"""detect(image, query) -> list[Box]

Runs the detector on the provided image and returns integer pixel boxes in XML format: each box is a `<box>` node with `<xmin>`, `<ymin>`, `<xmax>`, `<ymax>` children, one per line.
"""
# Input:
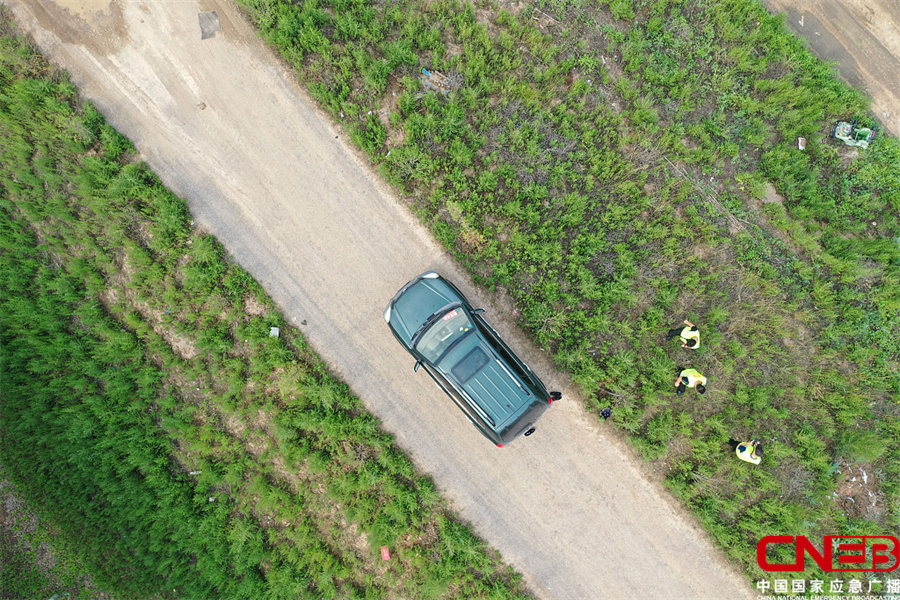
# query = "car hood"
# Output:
<box><xmin>388</xmin><ymin>276</ymin><xmax>461</xmax><ymax>347</ymax></box>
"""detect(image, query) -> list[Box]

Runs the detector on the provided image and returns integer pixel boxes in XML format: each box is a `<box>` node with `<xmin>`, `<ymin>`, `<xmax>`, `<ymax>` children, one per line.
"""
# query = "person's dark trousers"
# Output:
<box><xmin>675</xmin><ymin>366</ymin><xmax>686</xmax><ymax>395</ymax></box>
<box><xmin>666</xmin><ymin>328</ymin><xmax>683</xmax><ymax>340</ymax></box>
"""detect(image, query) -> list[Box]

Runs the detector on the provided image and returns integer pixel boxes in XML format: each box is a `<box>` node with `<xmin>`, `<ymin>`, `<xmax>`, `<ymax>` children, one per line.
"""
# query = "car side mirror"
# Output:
<box><xmin>414</xmin><ymin>361</ymin><xmax>421</xmax><ymax>372</ymax></box>
<box><xmin>473</xmin><ymin>308</ymin><xmax>485</xmax><ymax>315</ymax></box>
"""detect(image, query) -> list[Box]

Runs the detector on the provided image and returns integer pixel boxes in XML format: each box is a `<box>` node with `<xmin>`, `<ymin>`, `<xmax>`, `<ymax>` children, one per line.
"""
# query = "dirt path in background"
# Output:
<box><xmin>762</xmin><ymin>0</ymin><xmax>900</xmax><ymax>138</ymax></box>
<box><xmin>3</xmin><ymin>1</ymin><xmax>755</xmax><ymax>598</ymax></box>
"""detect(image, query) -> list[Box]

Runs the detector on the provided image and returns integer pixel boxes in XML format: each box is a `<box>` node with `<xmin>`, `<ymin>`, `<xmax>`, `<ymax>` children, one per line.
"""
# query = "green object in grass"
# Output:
<box><xmin>831</xmin><ymin>120</ymin><xmax>877</xmax><ymax>149</ymax></box>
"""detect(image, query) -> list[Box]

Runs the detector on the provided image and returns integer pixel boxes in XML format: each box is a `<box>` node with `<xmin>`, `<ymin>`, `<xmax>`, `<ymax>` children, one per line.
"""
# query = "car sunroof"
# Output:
<box><xmin>450</xmin><ymin>346</ymin><xmax>489</xmax><ymax>384</ymax></box>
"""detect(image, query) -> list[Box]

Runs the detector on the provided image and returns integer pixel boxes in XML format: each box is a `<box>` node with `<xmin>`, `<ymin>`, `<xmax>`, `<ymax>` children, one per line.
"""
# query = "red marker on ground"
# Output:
<box><xmin>380</xmin><ymin>546</ymin><xmax>391</xmax><ymax>561</ymax></box>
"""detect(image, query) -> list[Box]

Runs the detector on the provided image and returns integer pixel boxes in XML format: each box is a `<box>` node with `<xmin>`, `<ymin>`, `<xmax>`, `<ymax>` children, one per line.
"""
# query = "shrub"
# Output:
<box><xmin>835</xmin><ymin>428</ymin><xmax>889</xmax><ymax>463</ymax></box>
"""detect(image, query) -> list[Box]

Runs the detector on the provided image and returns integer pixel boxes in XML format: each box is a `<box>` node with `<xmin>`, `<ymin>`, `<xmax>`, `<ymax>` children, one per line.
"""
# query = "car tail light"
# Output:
<box><xmin>548</xmin><ymin>397</ymin><xmax>553</xmax><ymax>404</ymax></box>
<box><xmin>497</xmin><ymin>444</ymin><xmax>504</xmax><ymax>448</ymax></box>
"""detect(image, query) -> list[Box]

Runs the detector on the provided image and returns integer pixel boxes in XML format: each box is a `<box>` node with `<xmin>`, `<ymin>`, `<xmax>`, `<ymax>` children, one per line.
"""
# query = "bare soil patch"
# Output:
<box><xmin>835</xmin><ymin>460</ymin><xmax>885</xmax><ymax>520</ymax></box>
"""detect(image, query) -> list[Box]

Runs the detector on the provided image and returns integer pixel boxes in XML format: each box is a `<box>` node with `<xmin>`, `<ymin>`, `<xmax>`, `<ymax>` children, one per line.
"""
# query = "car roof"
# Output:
<box><xmin>436</xmin><ymin>329</ymin><xmax>535</xmax><ymax>429</ymax></box>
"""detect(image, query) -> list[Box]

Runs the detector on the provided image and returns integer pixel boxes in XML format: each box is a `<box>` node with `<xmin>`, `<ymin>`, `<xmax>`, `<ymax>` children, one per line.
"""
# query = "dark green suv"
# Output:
<box><xmin>384</xmin><ymin>271</ymin><xmax>556</xmax><ymax>446</ymax></box>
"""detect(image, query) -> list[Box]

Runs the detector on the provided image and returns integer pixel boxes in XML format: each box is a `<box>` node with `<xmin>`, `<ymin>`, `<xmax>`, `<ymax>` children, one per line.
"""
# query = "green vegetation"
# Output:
<box><xmin>235</xmin><ymin>0</ymin><xmax>900</xmax><ymax>588</ymax></box>
<box><xmin>1</xmin><ymin>473</ymin><xmax>106</xmax><ymax>600</ymax></box>
<box><xmin>0</xmin><ymin>10</ymin><xmax>530</xmax><ymax>599</ymax></box>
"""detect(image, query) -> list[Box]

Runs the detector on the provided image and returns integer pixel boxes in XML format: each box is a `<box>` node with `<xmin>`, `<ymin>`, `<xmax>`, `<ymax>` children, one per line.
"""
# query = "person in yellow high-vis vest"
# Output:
<box><xmin>735</xmin><ymin>439</ymin><xmax>763</xmax><ymax>464</ymax></box>
<box><xmin>674</xmin><ymin>368</ymin><xmax>706</xmax><ymax>395</ymax></box>
<box><xmin>667</xmin><ymin>319</ymin><xmax>700</xmax><ymax>349</ymax></box>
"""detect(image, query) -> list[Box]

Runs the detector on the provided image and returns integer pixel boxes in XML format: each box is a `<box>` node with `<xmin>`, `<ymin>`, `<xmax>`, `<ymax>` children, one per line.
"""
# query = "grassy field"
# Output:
<box><xmin>1</xmin><ymin>470</ymin><xmax>106</xmax><ymax>600</ymax></box>
<box><xmin>0</xmin><ymin>9</ymin><xmax>531</xmax><ymax>599</ymax></box>
<box><xmin>232</xmin><ymin>0</ymin><xmax>900</xmax><ymax>589</ymax></box>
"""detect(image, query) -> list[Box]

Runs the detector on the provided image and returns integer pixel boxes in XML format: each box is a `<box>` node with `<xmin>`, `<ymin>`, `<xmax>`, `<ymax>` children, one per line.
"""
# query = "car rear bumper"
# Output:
<box><xmin>499</xmin><ymin>399</ymin><xmax>551</xmax><ymax>445</ymax></box>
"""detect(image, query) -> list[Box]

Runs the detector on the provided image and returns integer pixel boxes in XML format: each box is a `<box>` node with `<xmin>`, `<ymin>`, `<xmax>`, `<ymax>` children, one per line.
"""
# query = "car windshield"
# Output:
<box><xmin>415</xmin><ymin>308</ymin><xmax>474</xmax><ymax>364</ymax></box>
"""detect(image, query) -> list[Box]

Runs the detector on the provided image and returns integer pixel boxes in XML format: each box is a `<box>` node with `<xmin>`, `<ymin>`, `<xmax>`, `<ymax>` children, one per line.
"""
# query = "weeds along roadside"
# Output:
<box><xmin>0</xmin><ymin>13</ymin><xmax>531</xmax><ymax>600</ymax></box>
<box><xmin>235</xmin><ymin>0</ymin><xmax>900</xmax><ymax>588</ymax></box>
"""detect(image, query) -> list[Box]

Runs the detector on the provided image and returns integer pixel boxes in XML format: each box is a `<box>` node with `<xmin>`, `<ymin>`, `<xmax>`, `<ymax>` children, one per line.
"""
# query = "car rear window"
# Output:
<box><xmin>450</xmin><ymin>346</ymin><xmax>489</xmax><ymax>385</ymax></box>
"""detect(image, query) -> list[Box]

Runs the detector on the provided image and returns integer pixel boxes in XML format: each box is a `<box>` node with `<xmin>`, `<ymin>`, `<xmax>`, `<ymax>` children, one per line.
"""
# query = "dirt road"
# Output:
<box><xmin>4</xmin><ymin>0</ymin><xmax>757</xmax><ymax>597</ymax></box>
<box><xmin>762</xmin><ymin>0</ymin><xmax>900</xmax><ymax>138</ymax></box>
